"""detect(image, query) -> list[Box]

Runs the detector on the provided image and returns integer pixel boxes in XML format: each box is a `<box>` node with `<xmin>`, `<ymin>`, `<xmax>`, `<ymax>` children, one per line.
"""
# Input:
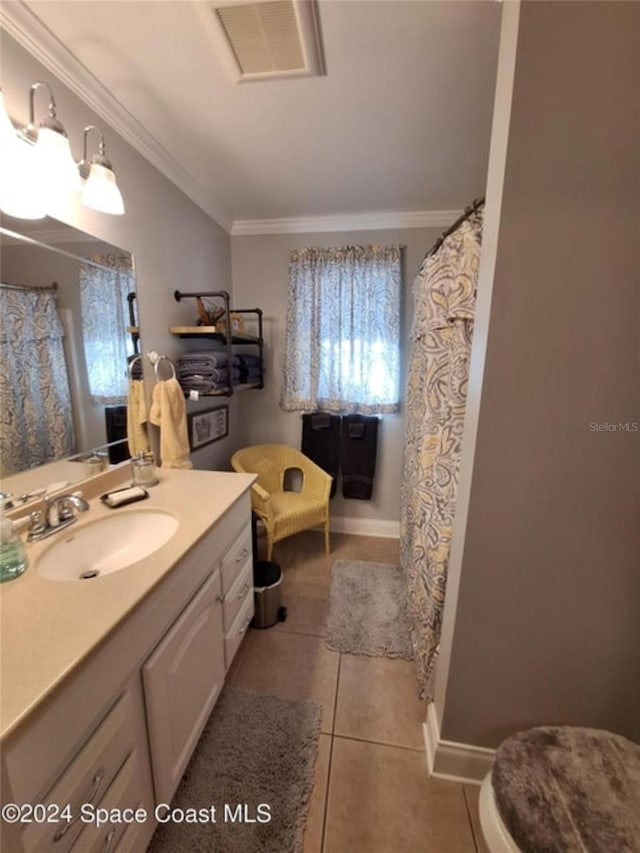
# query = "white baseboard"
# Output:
<box><xmin>329</xmin><ymin>516</ymin><xmax>400</xmax><ymax>539</ymax></box>
<box><xmin>424</xmin><ymin>701</ymin><xmax>495</xmax><ymax>785</ymax></box>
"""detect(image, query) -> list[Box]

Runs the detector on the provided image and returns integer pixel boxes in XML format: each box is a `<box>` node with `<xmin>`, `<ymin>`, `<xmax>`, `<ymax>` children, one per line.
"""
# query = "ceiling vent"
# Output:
<box><xmin>197</xmin><ymin>0</ymin><xmax>324</xmax><ymax>82</ymax></box>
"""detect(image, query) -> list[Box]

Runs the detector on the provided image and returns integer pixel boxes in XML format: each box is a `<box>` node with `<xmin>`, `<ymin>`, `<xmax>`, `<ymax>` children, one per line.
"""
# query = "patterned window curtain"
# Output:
<box><xmin>400</xmin><ymin>207</ymin><xmax>483</xmax><ymax>700</ymax></box>
<box><xmin>281</xmin><ymin>245</ymin><xmax>402</xmax><ymax>414</ymax></box>
<box><xmin>0</xmin><ymin>287</ymin><xmax>75</xmax><ymax>476</ymax></box>
<box><xmin>79</xmin><ymin>253</ymin><xmax>134</xmax><ymax>405</ymax></box>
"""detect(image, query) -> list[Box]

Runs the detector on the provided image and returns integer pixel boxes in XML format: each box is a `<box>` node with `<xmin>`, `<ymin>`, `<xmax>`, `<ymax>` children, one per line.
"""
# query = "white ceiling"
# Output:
<box><xmin>13</xmin><ymin>1</ymin><xmax>501</xmax><ymax>231</ymax></box>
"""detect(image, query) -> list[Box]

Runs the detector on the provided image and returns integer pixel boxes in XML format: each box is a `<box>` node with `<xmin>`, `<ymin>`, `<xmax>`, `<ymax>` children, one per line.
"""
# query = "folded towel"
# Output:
<box><xmin>311</xmin><ymin>413</ymin><xmax>332</xmax><ymax>430</ymax></box>
<box><xmin>178</xmin><ymin>350</ymin><xmax>228</xmax><ymax>372</ymax></box>
<box><xmin>347</xmin><ymin>421</ymin><xmax>366</xmax><ymax>439</ymax></box>
<box><xmin>179</xmin><ymin>367</ymin><xmax>230</xmax><ymax>383</ymax></box>
<box><xmin>302</xmin><ymin>412</ymin><xmax>341</xmax><ymax>499</ymax></box>
<box><xmin>127</xmin><ymin>379</ymin><xmax>150</xmax><ymax>456</ymax></box>
<box><xmin>236</xmin><ymin>366</ymin><xmax>262</xmax><ymax>384</ymax></box>
<box><xmin>234</xmin><ymin>353</ymin><xmax>261</xmax><ymax>369</ymax></box>
<box><xmin>149</xmin><ymin>378</ymin><xmax>192</xmax><ymax>469</ymax></box>
<box><xmin>341</xmin><ymin>415</ymin><xmax>379</xmax><ymax>500</ymax></box>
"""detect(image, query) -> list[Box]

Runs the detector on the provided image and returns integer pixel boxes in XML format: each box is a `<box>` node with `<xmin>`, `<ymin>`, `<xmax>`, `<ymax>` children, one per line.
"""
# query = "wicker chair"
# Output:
<box><xmin>230</xmin><ymin>444</ymin><xmax>331</xmax><ymax>560</ymax></box>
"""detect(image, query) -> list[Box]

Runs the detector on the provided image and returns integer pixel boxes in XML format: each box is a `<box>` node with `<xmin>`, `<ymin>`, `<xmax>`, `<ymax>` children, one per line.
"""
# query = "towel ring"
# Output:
<box><xmin>153</xmin><ymin>355</ymin><xmax>176</xmax><ymax>382</ymax></box>
<box><xmin>128</xmin><ymin>354</ymin><xmax>142</xmax><ymax>379</ymax></box>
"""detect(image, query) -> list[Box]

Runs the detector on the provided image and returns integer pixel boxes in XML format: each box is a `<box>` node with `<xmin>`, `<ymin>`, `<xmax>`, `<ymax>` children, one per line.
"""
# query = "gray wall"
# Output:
<box><xmin>1</xmin><ymin>33</ymin><xmax>236</xmax><ymax>472</ymax></box>
<box><xmin>231</xmin><ymin>227</ymin><xmax>441</xmax><ymax>526</ymax></box>
<box><xmin>440</xmin><ymin>0</ymin><xmax>640</xmax><ymax>747</ymax></box>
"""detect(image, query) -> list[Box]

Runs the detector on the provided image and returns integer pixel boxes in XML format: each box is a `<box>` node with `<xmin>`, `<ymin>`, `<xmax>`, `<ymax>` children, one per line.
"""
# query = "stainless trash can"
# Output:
<box><xmin>252</xmin><ymin>561</ymin><xmax>285</xmax><ymax>629</ymax></box>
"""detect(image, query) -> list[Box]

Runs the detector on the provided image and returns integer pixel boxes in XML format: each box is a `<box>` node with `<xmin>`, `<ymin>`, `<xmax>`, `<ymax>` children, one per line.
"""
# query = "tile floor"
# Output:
<box><xmin>226</xmin><ymin>530</ymin><xmax>487</xmax><ymax>853</ymax></box>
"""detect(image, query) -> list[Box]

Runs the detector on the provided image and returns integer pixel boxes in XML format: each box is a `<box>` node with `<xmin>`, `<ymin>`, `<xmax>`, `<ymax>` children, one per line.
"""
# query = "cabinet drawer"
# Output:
<box><xmin>22</xmin><ymin>690</ymin><xmax>137</xmax><ymax>852</ymax></box>
<box><xmin>224</xmin><ymin>588</ymin><xmax>255</xmax><ymax>670</ymax></box>
<box><xmin>68</xmin><ymin>750</ymin><xmax>146</xmax><ymax>853</ymax></box>
<box><xmin>220</xmin><ymin>525</ymin><xmax>252</xmax><ymax>594</ymax></box>
<box><xmin>222</xmin><ymin>559</ymin><xmax>253</xmax><ymax>634</ymax></box>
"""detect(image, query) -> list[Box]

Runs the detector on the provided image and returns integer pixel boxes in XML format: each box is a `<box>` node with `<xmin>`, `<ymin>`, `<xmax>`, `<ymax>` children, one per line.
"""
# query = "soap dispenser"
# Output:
<box><xmin>0</xmin><ymin>510</ymin><xmax>29</xmax><ymax>583</ymax></box>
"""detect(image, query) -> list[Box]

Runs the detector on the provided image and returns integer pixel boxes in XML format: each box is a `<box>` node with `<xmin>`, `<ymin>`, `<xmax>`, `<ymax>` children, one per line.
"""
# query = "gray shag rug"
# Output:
<box><xmin>325</xmin><ymin>560</ymin><xmax>413</xmax><ymax>659</ymax></box>
<box><xmin>492</xmin><ymin>726</ymin><xmax>640</xmax><ymax>853</ymax></box>
<box><xmin>148</xmin><ymin>686</ymin><xmax>321</xmax><ymax>853</ymax></box>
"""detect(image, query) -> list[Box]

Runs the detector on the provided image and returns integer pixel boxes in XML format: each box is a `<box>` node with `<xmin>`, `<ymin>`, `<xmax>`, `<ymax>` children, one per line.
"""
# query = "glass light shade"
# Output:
<box><xmin>0</xmin><ymin>92</ymin><xmax>15</xmax><ymax>141</ymax></box>
<box><xmin>81</xmin><ymin>162</ymin><xmax>125</xmax><ymax>215</ymax></box>
<box><xmin>35</xmin><ymin>126</ymin><xmax>82</xmax><ymax>194</ymax></box>
<box><xmin>0</xmin><ymin>95</ymin><xmax>45</xmax><ymax>219</ymax></box>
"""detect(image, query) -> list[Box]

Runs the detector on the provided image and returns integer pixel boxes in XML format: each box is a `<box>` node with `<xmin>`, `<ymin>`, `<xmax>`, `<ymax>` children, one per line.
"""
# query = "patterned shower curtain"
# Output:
<box><xmin>400</xmin><ymin>207</ymin><xmax>483</xmax><ymax>699</ymax></box>
<box><xmin>0</xmin><ymin>287</ymin><xmax>75</xmax><ymax>476</ymax></box>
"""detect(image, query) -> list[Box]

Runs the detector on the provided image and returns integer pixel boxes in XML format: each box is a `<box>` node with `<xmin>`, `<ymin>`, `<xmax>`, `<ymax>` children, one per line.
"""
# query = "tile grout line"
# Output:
<box><xmin>319</xmin><ymin>651</ymin><xmax>342</xmax><ymax>853</ymax></box>
<box><xmin>226</xmin><ymin>630</ymin><xmax>254</xmax><ymax>686</ymax></box>
<box><xmin>332</xmin><ymin>732</ymin><xmax>427</xmax><ymax>754</ymax></box>
<box><xmin>274</xmin><ymin>627</ymin><xmax>327</xmax><ymax>639</ymax></box>
<box><xmin>462</xmin><ymin>785</ymin><xmax>481</xmax><ymax>853</ymax></box>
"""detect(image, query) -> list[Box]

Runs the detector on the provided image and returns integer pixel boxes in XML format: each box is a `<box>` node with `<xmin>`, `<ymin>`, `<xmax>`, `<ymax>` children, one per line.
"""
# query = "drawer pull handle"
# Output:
<box><xmin>53</xmin><ymin>767</ymin><xmax>106</xmax><ymax>842</ymax></box>
<box><xmin>237</xmin><ymin>582</ymin><xmax>251</xmax><ymax>601</ymax></box>
<box><xmin>104</xmin><ymin>828</ymin><xmax>117</xmax><ymax>852</ymax></box>
<box><xmin>238</xmin><ymin>616</ymin><xmax>252</xmax><ymax>636</ymax></box>
<box><xmin>235</xmin><ymin>547</ymin><xmax>249</xmax><ymax>564</ymax></box>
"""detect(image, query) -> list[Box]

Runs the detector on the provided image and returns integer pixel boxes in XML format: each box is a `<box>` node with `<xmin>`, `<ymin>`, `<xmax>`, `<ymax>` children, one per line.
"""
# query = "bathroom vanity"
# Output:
<box><xmin>0</xmin><ymin>469</ymin><xmax>255</xmax><ymax>852</ymax></box>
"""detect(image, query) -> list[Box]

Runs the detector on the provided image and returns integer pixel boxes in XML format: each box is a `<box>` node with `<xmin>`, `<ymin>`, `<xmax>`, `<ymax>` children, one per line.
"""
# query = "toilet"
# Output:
<box><xmin>479</xmin><ymin>772</ymin><xmax>520</xmax><ymax>852</ymax></box>
<box><xmin>477</xmin><ymin>726</ymin><xmax>640</xmax><ymax>853</ymax></box>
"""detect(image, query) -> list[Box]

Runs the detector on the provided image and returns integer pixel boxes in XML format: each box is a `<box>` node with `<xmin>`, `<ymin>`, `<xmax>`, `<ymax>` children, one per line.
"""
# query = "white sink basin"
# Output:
<box><xmin>36</xmin><ymin>509</ymin><xmax>179</xmax><ymax>581</ymax></box>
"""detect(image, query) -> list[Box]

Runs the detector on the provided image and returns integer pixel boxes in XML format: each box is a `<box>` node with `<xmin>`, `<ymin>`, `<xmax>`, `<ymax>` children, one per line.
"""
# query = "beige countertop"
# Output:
<box><xmin>0</xmin><ymin>468</ymin><xmax>255</xmax><ymax>743</ymax></box>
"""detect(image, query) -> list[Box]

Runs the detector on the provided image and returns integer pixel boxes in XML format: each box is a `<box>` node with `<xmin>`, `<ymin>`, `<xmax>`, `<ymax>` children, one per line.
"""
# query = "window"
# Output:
<box><xmin>79</xmin><ymin>254</ymin><xmax>135</xmax><ymax>404</ymax></box>
<box><xmin>281</xmin><ymin>245</ymin><xmax>402</xmax><ymax>414</ymax></box>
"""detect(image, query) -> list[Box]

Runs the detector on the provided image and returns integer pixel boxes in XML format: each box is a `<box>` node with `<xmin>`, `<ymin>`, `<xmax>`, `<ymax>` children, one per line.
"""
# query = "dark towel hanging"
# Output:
<box><xmin>341</xmin><ymin>415</ymin><xmax>379</xmax><ymax>500</ymax></box>
<box><xmin>301</xmin><ymin>413</ymin><xmax>341</xmax><ymax>498</ymax></box>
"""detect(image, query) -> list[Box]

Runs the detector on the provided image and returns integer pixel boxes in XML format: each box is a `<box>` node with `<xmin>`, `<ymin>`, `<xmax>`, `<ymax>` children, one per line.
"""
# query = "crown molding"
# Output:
<box><xmin>0</xmin><ymin>2</ymin><xmax>233</xmax><ymax>233</ymax></box>
<box><xmin>231</xmin><ymin>209</ymin><xmax>462</xmax><ymax>236</ymax></box>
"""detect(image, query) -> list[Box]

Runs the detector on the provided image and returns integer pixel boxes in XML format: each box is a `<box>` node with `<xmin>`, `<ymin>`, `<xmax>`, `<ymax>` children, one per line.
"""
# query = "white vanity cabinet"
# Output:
<box><xmin>219</xmin><ymin>524</ymin><xmax>255</xmax><ymax>668</ymax></box>
<box><xmin>143</xmin><ymin>570</ymin><xmax>225</xmax><ymax>804</ymax></box>
<box><xmin>3</xmin><ymin>672</ymin><xmax>155</xmax><ymax>853</ymax></box>
<box><xmin>0</xmin><ymin>486</ymin><xmax>253</xmax><ymax>853</ymax></box>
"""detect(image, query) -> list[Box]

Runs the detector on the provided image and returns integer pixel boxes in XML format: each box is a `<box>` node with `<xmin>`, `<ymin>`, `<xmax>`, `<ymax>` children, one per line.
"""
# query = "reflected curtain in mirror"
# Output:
<box><xmin>0</xmin><ymin>286</ymin><xmax>75</xmax><ymax>476</ymax></box>
<box><xmin>79</xmin><ymin>253</ymin><xmax>134</xmax><ymax>404</ymax></box>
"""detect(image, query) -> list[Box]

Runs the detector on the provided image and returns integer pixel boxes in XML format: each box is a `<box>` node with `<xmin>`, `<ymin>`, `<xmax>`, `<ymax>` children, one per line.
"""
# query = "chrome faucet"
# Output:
<box><xmin>28</xmin><ymin>492</ymin><xmax>90</xmax><ymax>542</ymax></box>
<box><xmin>46</xmin><ymin>493</ymin><xmax>89</xmax><ymax>527</ymax></box>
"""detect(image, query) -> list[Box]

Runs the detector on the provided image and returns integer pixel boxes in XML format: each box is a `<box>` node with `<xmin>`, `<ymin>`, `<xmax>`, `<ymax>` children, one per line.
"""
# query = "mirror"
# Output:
<box><xmin>0</xmin><ymin>213</ymin><xmax>138</xmax><ymax>500</ymax></box>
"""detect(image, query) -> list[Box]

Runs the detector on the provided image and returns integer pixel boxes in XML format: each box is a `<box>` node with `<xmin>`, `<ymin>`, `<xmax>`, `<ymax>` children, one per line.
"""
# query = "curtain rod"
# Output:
<box><xmin>423</xmin><ymin>196</ymin><xmax>485</xmax><ymax>262</ymax></box>
<box><xmin>0</xmin><ymin>281</ymin><xmax>58</xmax><ymax>293</ymax></box>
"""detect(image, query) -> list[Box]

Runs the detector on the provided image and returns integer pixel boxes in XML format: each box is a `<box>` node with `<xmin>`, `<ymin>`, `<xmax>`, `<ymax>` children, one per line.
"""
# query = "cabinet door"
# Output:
<box><xmin>142</xmin><ymin>571</ymin><xmax>225</xmax><ymax>804</ymax></box>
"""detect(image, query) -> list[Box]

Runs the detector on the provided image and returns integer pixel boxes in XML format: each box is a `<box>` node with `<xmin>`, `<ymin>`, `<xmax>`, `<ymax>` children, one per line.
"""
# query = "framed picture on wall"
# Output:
<box><xmin>187</xmin><ymin>404</ymin><xmax>229</xmax><ymax>451</ymax></box>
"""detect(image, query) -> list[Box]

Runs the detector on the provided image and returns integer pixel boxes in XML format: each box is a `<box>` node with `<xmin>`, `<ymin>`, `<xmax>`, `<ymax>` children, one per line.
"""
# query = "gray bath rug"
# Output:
<box><xmin>325</xmin><ymin>560</ymin><xmax>413</xmax><ymax>659</ymax></box>
<box><xmin>148</xmin><ymin>686</ymin><xmax>321</xmax><ymax>853</ymax></box>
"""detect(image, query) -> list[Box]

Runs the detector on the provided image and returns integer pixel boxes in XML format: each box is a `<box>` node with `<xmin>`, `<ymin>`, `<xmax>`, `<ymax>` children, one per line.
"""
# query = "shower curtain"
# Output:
<box><xmin>400</xmin><ymin>206</ymin><xmax>483</xmax><ymax>699</ymax></box>
<box><xmin>0</xmin><ymin>287</ymin><xmax>75</xmax><ymax>476</ymax></box>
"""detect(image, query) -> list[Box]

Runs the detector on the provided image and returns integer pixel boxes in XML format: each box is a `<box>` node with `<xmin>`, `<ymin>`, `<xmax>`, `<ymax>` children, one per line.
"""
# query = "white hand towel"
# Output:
<box><xmin>127</xmin><ymin>379</ymin><xmax>150</xmax><ymax>457</ymax></box>
<box><xmin>149</xmin><ymin>378</ymin><xmax>192</xmax><ymax>469</ymax></box>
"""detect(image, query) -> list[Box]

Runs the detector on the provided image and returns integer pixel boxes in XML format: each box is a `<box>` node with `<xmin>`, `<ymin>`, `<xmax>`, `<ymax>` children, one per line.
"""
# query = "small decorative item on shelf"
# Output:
<box><xmin>217</xmin><ymin>312</ymin><xmax>245</xmax><ymax>334</ymax></box>
<box><xmin>195</xmin><ymin>297</ymin><xmax>225</xmax><ymax>327</ymax></box>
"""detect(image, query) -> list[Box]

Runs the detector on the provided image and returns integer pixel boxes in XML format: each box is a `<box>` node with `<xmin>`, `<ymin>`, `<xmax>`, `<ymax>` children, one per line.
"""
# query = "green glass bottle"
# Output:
<box><xmin>0</xmin><ymin>510</ymin><xmax>28</xmax><ymax>583</ymax></box>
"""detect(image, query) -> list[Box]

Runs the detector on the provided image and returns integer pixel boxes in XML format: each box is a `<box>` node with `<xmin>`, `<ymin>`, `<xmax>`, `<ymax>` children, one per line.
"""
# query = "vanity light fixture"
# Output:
<box><xmin>78</xmin><ymin>125</ymin><xmax>125</xmax><ymax>216</ymax></box>
<box><xmin>24</xmin><ymin>81</ymin><xmax>82</xmax><ymax>198</ymax></box>
<box><xmin>0</xmin><ymin>89</ymin><xmax>46</xmax><ymax>220</ymax></box>
<box><xmin>0</xmin><ymin>84</ymin><xmax>125</xmax><ymax>219</ymax></box>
